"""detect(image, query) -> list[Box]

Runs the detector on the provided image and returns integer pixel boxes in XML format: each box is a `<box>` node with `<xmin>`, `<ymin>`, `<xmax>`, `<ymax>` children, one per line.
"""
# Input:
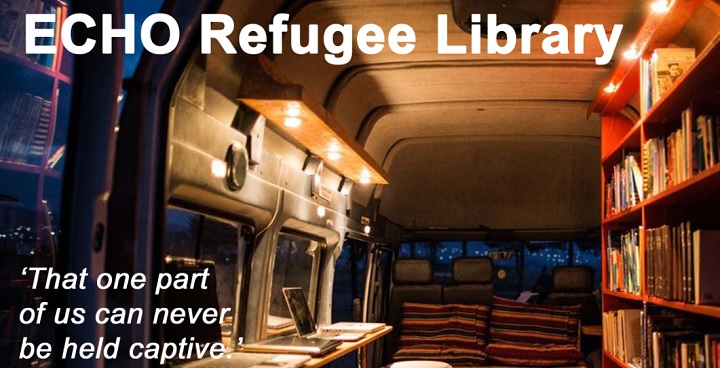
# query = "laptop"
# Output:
<box><xmin>164</xmin><ymin>258</ymin><xmax>310</xmax><ymax>367</ymax></box>
<box><xmin>282</xmin><ymin>287</ymin><xmax>365</xmax><ymax>342</ymax></box>
<box><xmin>241</xmin><ymin>288</ymin><xmax>342</xmax><ymax>356</ymax></box>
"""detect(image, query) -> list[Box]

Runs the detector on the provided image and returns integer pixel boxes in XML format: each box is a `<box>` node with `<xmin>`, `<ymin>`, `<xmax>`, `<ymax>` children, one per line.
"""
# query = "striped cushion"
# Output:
<box><xmin>394</xmin><ymin>302</ymin><xmax>489</xmax><ymax>366</ymax></box>
<box><xmin>485</xmin><ymin>342</ymin><xmax>584</xmax><ymax>366</ymax></box>
<box><xmin>489</xmin><ymin>296</ymin><xmax>581</xmax><ymax>345</ymax></box>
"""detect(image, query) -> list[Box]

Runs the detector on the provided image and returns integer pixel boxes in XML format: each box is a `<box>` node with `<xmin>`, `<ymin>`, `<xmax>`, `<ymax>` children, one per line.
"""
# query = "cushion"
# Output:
<box><xmin>489</xmin><ymin>296</ymin><xmax>581</xmax><ymax>345</ymax></box>
<box><xmin>394</xmin><ymin>302</ymin><xmax>489</xmax><ymax>366</ymax></box>
<box><xmin>485</xmin><ymin>342</ymin><xmax>584</xmax><ymax>366</ymax></box>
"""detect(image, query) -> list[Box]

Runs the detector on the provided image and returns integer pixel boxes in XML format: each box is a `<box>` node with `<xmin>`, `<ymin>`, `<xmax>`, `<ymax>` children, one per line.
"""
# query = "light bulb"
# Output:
<box><xmin>284</xmin><ymin>117</ymin><xmax>301</xmax><ymax>128</ymax></box>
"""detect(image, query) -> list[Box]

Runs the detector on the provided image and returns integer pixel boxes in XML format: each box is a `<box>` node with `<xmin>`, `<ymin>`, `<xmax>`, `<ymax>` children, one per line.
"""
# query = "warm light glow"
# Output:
<box><xmin>604</xmin><ymin>83</ymin><xmax>618</xmax><ymax>93</ymax></box>
<box><xmin>317</xmin><ymin>206</ymin><xmax>326</xmax><ymax>218</ymax></box>
<box><xmin>328</xmin><ymin>142</ymin><xmax>341</xmax><ymax>161</ymax></box>
<box><xmin>211</xmin><ymin>159</ymin><xmax>227</xmax><ymax>178</ymax></box>
<box><xmin>359</xmin><ymin>168</ymin><xmax>372</xmax><ymax>184</ymax></box>
<box><xmin>286</xmin><ymin>104</ymin><xmax>301</xmax><ymax>117</ymax></box>
<box><xmin>651</xmin><ymin>0</ymin><xmax>670</xmax><ymax>13</ymax></box>
<box><xmin>284</xmin><ymin>117</ymin><xmax>302</xmax><ymax>128</ymax></box>
<box><xmin>364</xmin><ymin>225</ymin><xmax>371</xmax><ymax>235</ymax></box>
<box><xmin>623</xmin><ymin>45</ymin><xmax>640</xmax><ymax>59</ymax></box>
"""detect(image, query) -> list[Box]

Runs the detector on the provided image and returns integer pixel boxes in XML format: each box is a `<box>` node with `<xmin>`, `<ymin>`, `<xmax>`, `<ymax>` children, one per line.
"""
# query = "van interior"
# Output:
<box><xmin>1</xmin><ymin>0</ymin><xmax>720</xmax><ymax>367</ymax></box>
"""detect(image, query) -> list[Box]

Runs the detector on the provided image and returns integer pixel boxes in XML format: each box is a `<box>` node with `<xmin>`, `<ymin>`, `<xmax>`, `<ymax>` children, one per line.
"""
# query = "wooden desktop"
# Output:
<box><xmin>303</xmin><ymin>326</ymin><xmax>393</xmax><ymax>368</ymax></box>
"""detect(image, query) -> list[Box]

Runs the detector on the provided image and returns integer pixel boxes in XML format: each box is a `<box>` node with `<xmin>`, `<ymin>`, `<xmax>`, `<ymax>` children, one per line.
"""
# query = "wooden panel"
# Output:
<box><xmin>601</xmin><ymin>115</ymin><xmax>637</xmax><ymax>160</ymax></box>
<box><xmin>303</xmin><ymin>326</ymin><xmax>392</xmax><ymax>368</ymax></box>
<box><xmin>238</xmin><ymin>57</ymin><xmax>389</xmax><ymax>185</ymax></box>
<box><xmin>603</xmin><ymin>349</ymin><xmax>633</xmax><ymax>368</ymax></box>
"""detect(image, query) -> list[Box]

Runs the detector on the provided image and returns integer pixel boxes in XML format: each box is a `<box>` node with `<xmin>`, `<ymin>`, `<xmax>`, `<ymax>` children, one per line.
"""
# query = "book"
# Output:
<box><xmin>319</xmin><ymin>322</ymin><xmax>385</xmax><ymax>334</ymax></box>
<box><xmin>651</xmin><ymin>48</ymin><xmax>696</xmax><ymax>104</ymax></box>
<box><xmin>693</xmin><ymin>230</ymin><xmax>720</xmax><ymax>305</ymax></box>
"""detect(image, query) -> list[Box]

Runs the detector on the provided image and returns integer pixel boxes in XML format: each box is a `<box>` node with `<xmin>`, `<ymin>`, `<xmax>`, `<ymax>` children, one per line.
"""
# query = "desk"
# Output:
<box><xmin>303</xmin><ymin>326</ymin><xmax>392</xmax><ymax>368</ymax></box>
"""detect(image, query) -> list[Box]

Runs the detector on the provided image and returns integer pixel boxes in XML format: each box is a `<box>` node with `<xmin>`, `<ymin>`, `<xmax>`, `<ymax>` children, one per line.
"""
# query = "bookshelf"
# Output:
<box><xmin>0</xmin><ymin>0</ymin><xmax>69</xmax><ymax>265</ymax></box>
<box><xmin>591</xmin><ymin>1</ymin><xmax>720</xmax><ymax>367</ymax></box>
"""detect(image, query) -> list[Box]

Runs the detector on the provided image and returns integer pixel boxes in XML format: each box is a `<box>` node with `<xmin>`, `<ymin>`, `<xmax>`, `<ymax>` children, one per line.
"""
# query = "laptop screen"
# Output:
<box><xmin>282</xmin><ymin>287</ymin><xmax>316</xmax><ymax>337</ymax></box>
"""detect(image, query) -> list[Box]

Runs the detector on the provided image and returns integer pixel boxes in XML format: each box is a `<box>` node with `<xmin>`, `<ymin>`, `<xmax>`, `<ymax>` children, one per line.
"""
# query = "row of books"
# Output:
<box><xmin>642</xmin><ymin>110</ymin><xmax>720</xmax><ymax>199</ymax></box>
<box><xmin>639</xmin><ymin>48</ymin><xmax>696</xmax><ymax>116</ymax></box>
<box><xmin>604</xmin><ymin>309</ymin><xmax>643</xmax><ymax>366</ymax></box>
<box><xmin>607</xmin><ymin>228</ymin><xmax>642</xmax><ymax>295</ymax></box>
<box><xmin>605</xmin><ymin>151</ymin><xmax>644</xmax><ymax>217</ymax></box>
<box><xmin>646</xmin><ymin>223</ymin><xmax>720</xmax><ymax>305</ymax></box>
<box><xmin>642</xmin><ymin>309</ymin><xmax>719</xmax><ymax>368</ymax></box>
<box><xmin>0</xmin><ymin>89</ymin><xmax>52</xmax><ymax>165</ymax></box>
<box><xmin>0</xmin><ymin>0</ymin><xmax>60</xmax><ymax>69</ymax></box>
<box><xmin>605</xmin><ymin>308</ymin><xmax>720</xmax><ymax>368</ymax></box>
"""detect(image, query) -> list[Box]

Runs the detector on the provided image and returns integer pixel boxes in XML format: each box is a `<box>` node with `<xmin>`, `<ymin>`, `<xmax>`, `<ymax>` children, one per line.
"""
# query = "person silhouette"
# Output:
<box><xmin>658</xmin><ymin>62</ymin><xmax>683</xmax><ymax>95</ymax></box>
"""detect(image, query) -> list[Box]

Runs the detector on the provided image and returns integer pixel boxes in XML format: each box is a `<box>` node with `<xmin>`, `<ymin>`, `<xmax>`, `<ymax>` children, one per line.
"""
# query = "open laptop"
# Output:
<box><xmin>282</xmin><ymin>287</ymin><xmax>365</xmax><ymax>342</ymax></box>
<box><xmin>164</xmin><ymin>258</ymin><xmax>311</xmax><ymax>367</ymax></box>
<box><xmin>241</xmin><ymin>288</ymin><xmax>343</xmax><ymax>356</ymax></box>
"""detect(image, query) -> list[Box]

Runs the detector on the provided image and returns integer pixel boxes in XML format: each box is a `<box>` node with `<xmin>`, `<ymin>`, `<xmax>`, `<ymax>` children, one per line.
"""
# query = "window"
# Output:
<box><xmin>163</xmin><ymin>208</ymin><xmax>240</xmax><ymax>346</ymax></box>
<box><xmin>331</xmin><ymin>238</ymin><xmax>369</xmax><ymax>368</ymax></box>
<box><xmin>267</xmin><ymin>232</ymin><xmax>322</xmax><ymax>337</ymax></box>
<box><xmin>332</xmin><ymin>238</ymin><xmax>369</xmax><ymax>323</ymax></box>
<box><xmin>399</xmin><ymin>240</ymin><xmax>601</xmax><ymax>299</ymax></box>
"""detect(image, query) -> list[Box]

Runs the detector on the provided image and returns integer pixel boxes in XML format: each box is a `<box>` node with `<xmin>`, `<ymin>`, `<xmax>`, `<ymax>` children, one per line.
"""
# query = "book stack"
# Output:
<box><xmin>646</xmin><ymin>223</ymin><xmax>720</xmax><ymax>305</ymax></box>
<box><xmin>641</xmin><ymin>310</ymin><xmax>719</xmax><ymax>368</ymax></box>
<box><xmin>0</xmin><ymin>0</ymin><xmax>59</xmax><ymax>68</ymax></box>
<box><xmin>607</xmin><ymin>228</ymin><xmax>641</xmax><ymax>295</ymax></box>
<box><xmin>0</xmin><ymin>89</ymin><xmax>53</xmax><ymax>165</ymax></box>
<box><xmin>643</xmin><ymin>108</ymin><xmax>719</xmax><ymax>199</ymax></box>
<box><xmin>695</xmin><ymin>114</ymin><xmax>719</xmax><ymax>171</ymax></box>
<box><xmin>606</xmin><ymin>151</ymin><xmax>644</xmax><ymax>217</ymax></box>
<box><xmin>604</xmin><ymin>309</ymin><xmax>643</xmax><ymax>365</ymax></box>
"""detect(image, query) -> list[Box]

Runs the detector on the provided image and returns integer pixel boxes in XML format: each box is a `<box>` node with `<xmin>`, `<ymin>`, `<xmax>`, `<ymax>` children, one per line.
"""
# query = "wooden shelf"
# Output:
<box><xmin>602</xmin><ymin>349</ymin><xmax>633</xmax><ymax>368</ymax></box>
<box><xmin>603</xmin><ymin>205</ymin><xmax>642</xmax><ymax>227</ymax></box>
<box><xmin>647</xmin><ymin>296</ymin><xmax>720</xmax><ymax>319</ymax></box>
<box><xmin>588</xmin><ymin>0</ymin><xmax>704</xmax><ymax>117</ymax></box>
<box><xmin>644</xmin><ymin>164</ymin><xmax>720</xmax><ymax>206</ymax></box>
<box><xmin>238</xmin><ymin>56</ymin><xmax>388</xmax><ymax>185</ymax></box>
<box><xmin>603</xmin><ymin>288</ymin><xmax>644</xmax><ymax>302</ymax></box>
<box><xmin>602</xmin><ymin>122</ymin><xmax>642</xmax><ymax>165</ymax></box>
<box><xmin>0</xmin><ymin>161</ymin><xmax>45</xmax><ymax>175</ymax></box>
<box><xmin>643</xmin><ymin>32</ymin><xmax>720</xmax><ymax>125</ymax></box>
<box><xmin>0</xmin><ymin>51</ymin><xmax>71</xmax><ymax>84</ymax></box>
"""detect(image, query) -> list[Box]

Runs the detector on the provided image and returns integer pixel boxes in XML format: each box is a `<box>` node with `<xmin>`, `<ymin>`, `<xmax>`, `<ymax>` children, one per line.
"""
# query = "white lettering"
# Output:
<box><xmin>595</xmin><ymin>24</ymin><xmax>623</xmax><ymax>65</ymax></box>
<box><xmin>357</xmin><ymin>24</ymin><xmax>384</xmax><ymax>55</ymax></box>
<box><xmin>26</xmin><ymin>14</ymin><xmax>57</xmax><ymax>54</ymax></box>
<box><xmin>201</xmin><ymin>14</ymin><xmax>236</xmax><ymax>54</ymax></box>
<box><xmin>102</xmin><ymin>14</ymin><xmax>135</xmax><ymax>54</ymax></box>
<box><xmin>61</xmin><ymin>14</ymin><xmax>96</xmax><ymax>55</ymax></box>
<box><xmin>141</xmin><ymin>14</ymin><xmax>179</xmax><ymax>55</ymax></box>
<box><xmin>437</xmin><ymin>14</ymin><xmax>465</xmax><ymax>54</ymax></box>
<box><xmin>388</xmin><ymin>24</ymin><xmax>415</xmax><ymax>55</ymax></box>
<box><xmin>324</xmin><ymin>24</ymin><xmax>352</xmax><ymax>65</ymax></box>
<box><xmin>487</xmin><ymin>14</ymin><xmax>516</xmax><ymax>55</ymax></box>
<box><xmin>542</xmin><ymin>24</ymin><xmax>569</xmax><ymax>55</ymax></box>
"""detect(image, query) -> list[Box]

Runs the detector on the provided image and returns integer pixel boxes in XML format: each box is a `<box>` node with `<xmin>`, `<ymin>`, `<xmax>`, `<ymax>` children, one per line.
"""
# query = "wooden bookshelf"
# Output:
<box><xmin>0</xmin><ymin>0</ymin><xmax>69</xmax><ymax>275</ymax></box>
<box><xmin>602</xmin><ymin>205</ymin><xmax>642</xmax><ymax>227</ymax></box>
<box><xmin>602</xmin><ymin>288</ymin><xmax>644</xmax><ymax>303</ymax></box>
<box><xmin>588</xmin><ymin>0</ymin><xmax>703</xmax><ymax>117</ymax></box>
<box><xmin>594</xmin><ymin>2</ymin><xmax>720</xmax><ymax>367</ymax></box>
<box><xmin>602</xmin><ymin>349</ymin><xmax>633</xmax><ymax>368</ymax></box>
<box><xmin>647</xmin><ymin>296</ymin><xmax>720</xmax><ymax>319</ymax></box>
<box><xmin>601</xmin><ymin>122</ymin><xmax>642</xmax><ymax>164</ymax></box>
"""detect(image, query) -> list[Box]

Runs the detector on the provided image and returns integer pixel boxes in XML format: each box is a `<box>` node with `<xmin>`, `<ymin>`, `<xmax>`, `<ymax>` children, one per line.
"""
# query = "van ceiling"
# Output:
<box><xmin>226</xmin><ymin>0</ymin><xmax>646</xmax><ymax>232</ymax></box>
